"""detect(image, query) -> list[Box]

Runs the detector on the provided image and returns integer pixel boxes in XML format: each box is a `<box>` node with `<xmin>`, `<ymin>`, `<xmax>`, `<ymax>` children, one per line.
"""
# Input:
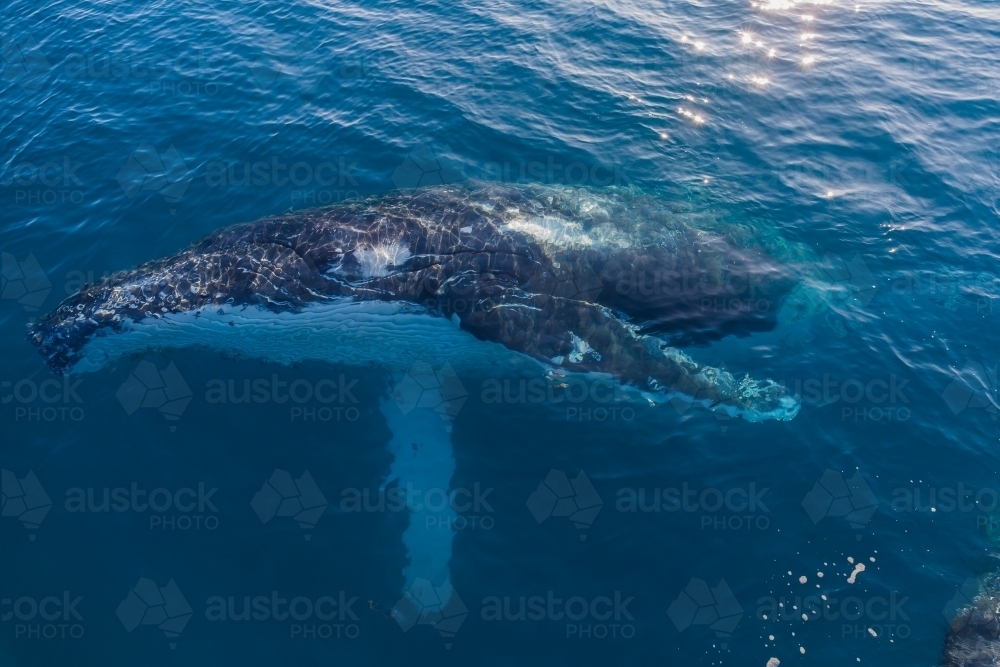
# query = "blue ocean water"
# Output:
<box><xmin>2</xmin><ymin>0</ymin><xmax>999</xmax><ymax>665</ymax></box>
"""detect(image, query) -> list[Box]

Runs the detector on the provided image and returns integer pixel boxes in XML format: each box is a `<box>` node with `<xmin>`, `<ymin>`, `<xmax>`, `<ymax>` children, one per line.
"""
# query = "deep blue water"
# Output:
<box><xmin>2</xmin><ymin>0</ymin><xmax>999</xmax><ymax>665</ymax></box>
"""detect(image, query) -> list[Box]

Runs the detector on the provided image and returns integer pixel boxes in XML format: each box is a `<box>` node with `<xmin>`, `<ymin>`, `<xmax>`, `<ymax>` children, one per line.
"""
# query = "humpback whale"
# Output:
<box><xmin>27</xmin><ymin>182</ymin><xmax>801</xmax><ymax>421</ymax></box>
<box><xmin>27</xmin><ymin>182</ymin><xmax>805</xmax><ymax>615</ymax></box>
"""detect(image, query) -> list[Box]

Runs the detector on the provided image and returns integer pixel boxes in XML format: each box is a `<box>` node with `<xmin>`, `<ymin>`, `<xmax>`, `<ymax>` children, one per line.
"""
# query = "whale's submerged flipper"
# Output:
<box><xmin>26</xmin><ymin>182</ymin><xmax>801</xmax><ymax>421</ymax></box>
<box><xmin>380</xmin><ymin>392</ymin><xmax>457</xmax><ymax>593</ymax></box>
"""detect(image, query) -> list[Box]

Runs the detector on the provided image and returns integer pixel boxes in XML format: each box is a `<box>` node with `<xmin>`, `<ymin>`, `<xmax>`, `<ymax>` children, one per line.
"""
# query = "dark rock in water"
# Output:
<box><xmin>943</xmin><ymin>573</ymin><xmax>1000</xmax><ymax>666</ymax></box>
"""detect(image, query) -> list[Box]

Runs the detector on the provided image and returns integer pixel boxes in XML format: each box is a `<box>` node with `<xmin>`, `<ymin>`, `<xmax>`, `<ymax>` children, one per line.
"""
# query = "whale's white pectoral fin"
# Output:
<box><xmin>380</xmin><ymin>392</ymin><xmax>457</xmax><ymax>602</ymax></box>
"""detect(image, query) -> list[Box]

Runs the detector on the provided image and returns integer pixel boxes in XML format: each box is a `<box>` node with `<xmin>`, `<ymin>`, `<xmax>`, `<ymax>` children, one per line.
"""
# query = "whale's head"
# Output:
<box><xmin>27</xmin><ymin>267</ymin><xmax>181</xmax><ymax>374</ymax></box>
<box><xmin>27</xmin><ymin>221</ymin><xmax>344</xmax><ymax>374</ymax></box>
<box><xmin>25</xmin><ymin>255</ymin><xmax>275</xmax><ymax>374</ymax></box>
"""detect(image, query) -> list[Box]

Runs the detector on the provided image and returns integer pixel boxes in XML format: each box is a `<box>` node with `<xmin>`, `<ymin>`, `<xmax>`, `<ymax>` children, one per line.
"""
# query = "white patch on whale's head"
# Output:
<box><xmin>351</xmin><ymin>241</ymin><xmax>411</xmax><ymax>278</ymax></box>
